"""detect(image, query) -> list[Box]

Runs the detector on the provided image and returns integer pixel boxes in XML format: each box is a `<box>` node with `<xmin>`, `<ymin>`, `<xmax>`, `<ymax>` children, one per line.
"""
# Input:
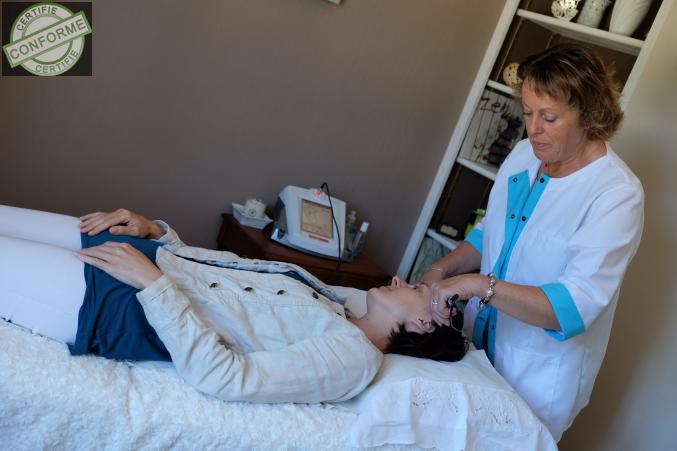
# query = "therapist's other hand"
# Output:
<box><xmin>419</xmin><ymin>267</ymin><xmax>446</xmax><ymax>286</ymax></box>
<box><xmin>77</xmin><ymin>242</ymin><xmax>163</xmax><ymax>289</ymax></box>
<box><xmin>79</xmin><ymin>208</ymin><xmax>165</xmax><ymax>239</ymax></box>
<box><xmin>429</xmin><ymin>274</ymin><xmax>484</xmax><ymax>326</ymax></box>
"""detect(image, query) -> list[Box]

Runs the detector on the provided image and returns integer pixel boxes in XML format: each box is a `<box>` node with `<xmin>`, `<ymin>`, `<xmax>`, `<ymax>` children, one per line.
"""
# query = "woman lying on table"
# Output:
<box><xmin>0</xmin><ymin>205</ymin><xmax>466</xmax><ymax>404</ymax></box>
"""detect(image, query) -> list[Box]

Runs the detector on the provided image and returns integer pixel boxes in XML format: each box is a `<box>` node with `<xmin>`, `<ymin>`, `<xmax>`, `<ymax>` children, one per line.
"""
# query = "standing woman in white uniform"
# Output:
<box><xmin>420</xmin><ymin>43</ymin><xmax>644</xmax><ymax>441</ymax></box>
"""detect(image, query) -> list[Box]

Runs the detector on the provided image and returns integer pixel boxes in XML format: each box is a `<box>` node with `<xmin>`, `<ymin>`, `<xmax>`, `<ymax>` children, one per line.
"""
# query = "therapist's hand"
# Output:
<box><xmin>77</xmin><ymin>242</ymin><xmax>163</xmax><ymax>290</ymax></box>
<box><xmin>419</xmin><ymin>267</ymin><xmax>446</xmax><ymax>286</ymax></box>
<box><xmin>79</xmin><ymin>208</ymin><xmax>165</xmax><ymax>239</ymax></box>
<box><xmin>429</xmin><ymin>274</ymin><xmax>484</xmax><ymax>326</ymax></box>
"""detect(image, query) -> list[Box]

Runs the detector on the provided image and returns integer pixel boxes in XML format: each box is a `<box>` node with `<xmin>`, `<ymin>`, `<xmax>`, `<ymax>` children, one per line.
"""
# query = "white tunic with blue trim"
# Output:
<box><xmin>463</xmin><ymin>139</ymin><xmax>643</xmax><ymax>440</ymax></box>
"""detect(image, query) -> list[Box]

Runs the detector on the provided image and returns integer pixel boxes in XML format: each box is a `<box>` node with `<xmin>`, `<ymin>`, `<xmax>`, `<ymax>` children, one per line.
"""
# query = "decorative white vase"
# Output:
<box><xmin>577</xmin><ymin>0</ymin><xmax>613</xmax><ymax>28</ymax></box>
<box><xmin>609</xmin><ymin>0</ymin><xmax>652</xmax><ymax>36</ymax></box>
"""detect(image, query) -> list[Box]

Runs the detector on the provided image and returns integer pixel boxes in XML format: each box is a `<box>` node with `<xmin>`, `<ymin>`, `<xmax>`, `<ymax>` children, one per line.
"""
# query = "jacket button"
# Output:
<box><xmin>510</xmin><ymin>214</ymin><xmax>515</xmax><ymax>219</ymax></box>
<box><xmin>540</xmin><ymin>177</ymin><xmax>545</xmax><ymax>183</ymax></box>
<box><xmin>244</xmin><ymin>286</ymin><xmax>253</xmax><ymax>292</ymax></box>
<box><xmin>209</xmin><ymin>282</ymin><xmax>219</xmax><ymax>288</ymax></box>
<box><xmin>521</xmin><ymin>216</ymin><xmax>526</xmax><ymax>221</ymax></box>
<box><xmin>312</xmin><ymin>292</ymin><xmax>319</xmax><ymax>299</ymax></box>
<box><xmin>277</xmin><ymin>289</ymin><xmax>285</xmax><ymax>295</ymax></box>
<box><xmin>512</xmin><ymin>177</ymin><xmax>518</xmax><ymax>182</ymax></box>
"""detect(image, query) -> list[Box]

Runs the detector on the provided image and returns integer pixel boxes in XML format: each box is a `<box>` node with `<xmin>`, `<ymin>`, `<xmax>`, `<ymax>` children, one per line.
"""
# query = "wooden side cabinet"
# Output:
<box><xmin>217</xmin><ymin>214</ymin><xmax>391</xmax><ymax>290</ymax></box>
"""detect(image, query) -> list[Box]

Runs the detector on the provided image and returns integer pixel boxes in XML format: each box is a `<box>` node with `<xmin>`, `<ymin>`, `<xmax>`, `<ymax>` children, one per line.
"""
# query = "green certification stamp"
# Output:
<box><xmin>2</xmin><ymin>2</ymin><xmax>92</xmax><ymax>76</ymax></box>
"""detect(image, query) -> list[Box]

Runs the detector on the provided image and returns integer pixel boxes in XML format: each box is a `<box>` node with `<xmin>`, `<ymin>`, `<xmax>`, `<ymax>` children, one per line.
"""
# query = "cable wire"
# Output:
<box><xmin>320</xmin><ymin>182</ymin><xmax>342</xmax><ymax>272</ymax></box>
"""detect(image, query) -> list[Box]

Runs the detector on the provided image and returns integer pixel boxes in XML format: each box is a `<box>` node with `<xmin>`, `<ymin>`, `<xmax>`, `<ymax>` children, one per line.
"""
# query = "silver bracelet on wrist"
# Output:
<box><xmin>479</xmin><ymin>272</ymin><xmax>496</xmax><ymax>311</ymax></box>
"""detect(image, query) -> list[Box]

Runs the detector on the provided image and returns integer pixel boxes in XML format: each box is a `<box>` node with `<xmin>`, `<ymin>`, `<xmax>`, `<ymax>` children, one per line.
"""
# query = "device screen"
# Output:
<box><xmin>301</xmin><ymin>198</ymin><xmax>333</xmax><ymax>239</ymax></box>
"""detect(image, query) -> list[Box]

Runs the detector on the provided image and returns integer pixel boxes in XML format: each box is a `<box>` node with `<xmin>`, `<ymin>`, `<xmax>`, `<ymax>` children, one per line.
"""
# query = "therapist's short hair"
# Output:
<box><xmin>517</xmin><ymin>43</ymin><xmax>623</xmax><ymax>141</ymax></box>
<box><xmin>386</xmin><ymin>323</ymin><xmax>468</xmax><ymax>362</ymax></box>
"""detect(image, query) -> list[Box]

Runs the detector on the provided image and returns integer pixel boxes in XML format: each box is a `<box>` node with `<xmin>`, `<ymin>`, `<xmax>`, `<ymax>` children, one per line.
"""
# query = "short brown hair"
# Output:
<box><xmin>386</xmin><ymin>322</ymin><xmax>468</xmax><ymax>362</ymax></box>
<box><xmin>517</xmin><ymin>44</ymin><xmax>623</xmax><ymax>141</ymax></box>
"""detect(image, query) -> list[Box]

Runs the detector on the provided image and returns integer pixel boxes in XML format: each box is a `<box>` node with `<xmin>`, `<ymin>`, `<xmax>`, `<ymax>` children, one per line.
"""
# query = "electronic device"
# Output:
<box><xmin>271</xmin><ymin>185</ymin><xmax>346</xmax><ymax>259</ymax></box>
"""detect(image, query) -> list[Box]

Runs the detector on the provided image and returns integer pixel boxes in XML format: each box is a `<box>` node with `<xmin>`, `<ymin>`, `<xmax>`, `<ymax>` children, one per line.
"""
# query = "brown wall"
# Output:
<box><xmin>0</xmin><ymin>0</ymin><xmax>504</xmax><ymax>274</ymax></box>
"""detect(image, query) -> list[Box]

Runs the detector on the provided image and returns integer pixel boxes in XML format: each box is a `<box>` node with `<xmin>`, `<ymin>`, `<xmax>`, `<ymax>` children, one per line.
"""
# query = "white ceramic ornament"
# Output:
<box><xmin>551</xmin><ymin>0</ymin><xmax>583</xmax><ymax>21</ymax></box>
<box><xmin>502</xmin><ymin>63</ymin><xmax>522</xmax><ymax>89</ymax></box>
<box><xmin>609</xmin><ymin>0</ymin><xmax>651</xmax><ymax>36</ymax></box>
<box><xmin>577</xmin><ymin>0</ymin><xmax>613</xmax><ymax>28</ymax></box>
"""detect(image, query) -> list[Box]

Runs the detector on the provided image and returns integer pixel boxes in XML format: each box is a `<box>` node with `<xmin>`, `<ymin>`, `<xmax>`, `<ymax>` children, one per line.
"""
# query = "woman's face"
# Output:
<box><xmin>521</xmin><ymin>81</ymin><xmax>590</xmax><ymax>166</ymax></box>
<box><xmin>367</xmin><ymin>276</ymin><xmax>434</xmax><ymax>334</ymax></box>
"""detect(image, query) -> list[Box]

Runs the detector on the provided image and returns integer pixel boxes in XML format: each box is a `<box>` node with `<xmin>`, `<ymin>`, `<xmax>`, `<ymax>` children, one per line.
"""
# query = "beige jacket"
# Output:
<box><xmin>136</xmin><ymin>224</ymin><xmax>382</xmax><ymax>403</ymax></box>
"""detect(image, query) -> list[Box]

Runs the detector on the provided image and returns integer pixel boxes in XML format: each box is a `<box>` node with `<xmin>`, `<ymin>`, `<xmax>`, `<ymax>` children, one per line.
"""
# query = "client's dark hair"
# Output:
<box><xmin>386</xmin><ymin>323</ymin><xmax>468</xmax><ymax>362</ymax></box>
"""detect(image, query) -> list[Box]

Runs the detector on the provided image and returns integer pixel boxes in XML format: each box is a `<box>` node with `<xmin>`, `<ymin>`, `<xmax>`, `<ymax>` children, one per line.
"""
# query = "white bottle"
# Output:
<box><xmin>350</xmin><ymin>222</ymin><xmax>369</xmax><ymax>257</ymax></box>
<box><xmin>345</xmin><ymin>210</ymin><xmax>358</xmax><ymax>252</ymax></box>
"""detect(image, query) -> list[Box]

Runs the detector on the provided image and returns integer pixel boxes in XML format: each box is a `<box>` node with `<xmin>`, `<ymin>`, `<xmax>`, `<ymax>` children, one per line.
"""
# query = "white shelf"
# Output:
<box><xmin>487</xmin><ymin>79</ymin><xmax>516</xmax><ymax>96</ymax></box>
<box><xmin>457</xmin><ymin>157</ymin><xmax>498</xmax><ymax>181</ymax></box>
<box><xmin>516</xmin><ymin>9</ymin><xmax>643</xmax><ymax>56</ymax></box>
<box><xmin>426</xmin><ymin>228</ymin><xmax>459</xmax><ymax>251</ymax></box>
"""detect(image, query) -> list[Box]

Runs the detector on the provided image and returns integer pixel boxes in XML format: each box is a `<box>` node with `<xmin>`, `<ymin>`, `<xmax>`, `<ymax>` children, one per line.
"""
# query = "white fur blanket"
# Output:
<box><xmin>0</xmin><ymin>320</ymin><xmax>415</xmax><ymax>450</ymax></box>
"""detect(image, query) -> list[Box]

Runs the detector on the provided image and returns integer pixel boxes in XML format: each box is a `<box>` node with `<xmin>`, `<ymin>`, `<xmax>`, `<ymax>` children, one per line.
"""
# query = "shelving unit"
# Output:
<box><xmin>457</xmin><ymin>157</ymin><xmax>498</xmax><ymax>181</ymax></box>
<box><xmin>516</xmin><ymin>9</ymin><xmax>644</xmax><ymax>55</ymax></box>
<box><xmin>398</xmin><ymin>0</ymin><xmax>673</xmax><ymax>280</ymax></box>
<box><xmin>486</xmin><ymin>79</ymin><xmax>516</xmax><ymax>96</ymax></box>
<box><xmin>426</xmin><ymin>228</ymin><xmax>459</xmax><ymax>251</ymax></box>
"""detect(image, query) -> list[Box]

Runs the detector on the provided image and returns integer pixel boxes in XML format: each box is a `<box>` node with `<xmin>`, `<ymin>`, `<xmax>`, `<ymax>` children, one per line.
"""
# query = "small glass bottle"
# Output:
<box><xmin>345</xmin><ymin>210</ymin><xmax>358</xmax><ymax>253</ymax></box>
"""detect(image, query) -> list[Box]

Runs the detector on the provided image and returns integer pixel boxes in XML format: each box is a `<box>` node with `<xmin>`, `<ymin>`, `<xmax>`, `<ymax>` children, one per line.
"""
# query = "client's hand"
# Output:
<box><xmin>77</xmin><ymin>242</ymin><xmax>163</xmax><ymax>290</ymax></box>
<box><xmin>79</xmin><ymin>208</ymin><xmax>165</xmax><ymax>239</ymax></box>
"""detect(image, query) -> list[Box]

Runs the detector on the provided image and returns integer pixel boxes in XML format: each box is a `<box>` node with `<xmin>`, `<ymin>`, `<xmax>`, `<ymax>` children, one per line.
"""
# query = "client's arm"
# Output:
<box><xmin>80</xmin><ymin>209</ymin><xmax>166</xmax><ymax>239</ymax></box>
<box><xmin>137</xmin><ymin>278</ymin><xmax>382</xmax><ymax>404</ymax></box>
<box><xmin>79</xmin><ymin>208</ymin><xmax>185</xmax><ymax>251</ymax></box>
<box><xmin>76</xmin><ymin>242</ymin><xmax>162</xmax><ymax>289</ymax></box>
